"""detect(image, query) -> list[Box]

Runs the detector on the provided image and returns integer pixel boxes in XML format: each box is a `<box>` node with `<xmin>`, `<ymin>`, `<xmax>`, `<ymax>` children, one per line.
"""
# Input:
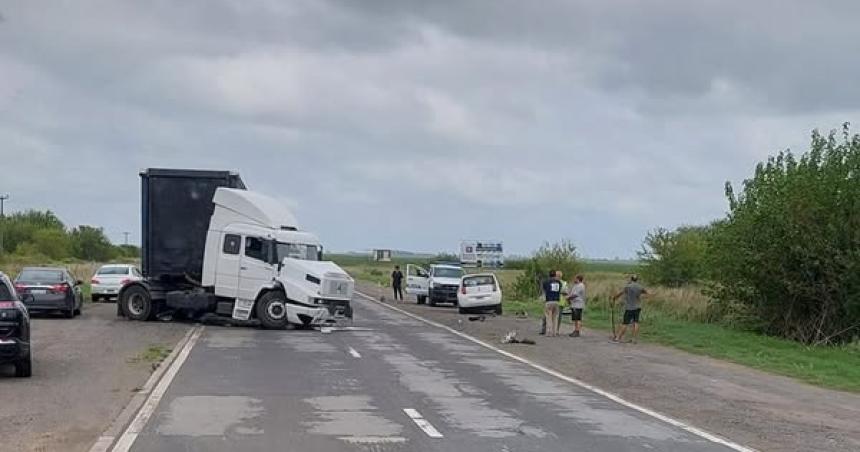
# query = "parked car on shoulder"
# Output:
<box><xmin>0</xmin><ymin>271</ymin><xmax>32</xmax><ymax>377</ymax></box>
<box><xmin>405</xmin><ymin>263</ymin><xmax>464</xmax><ymax>306</ymax></box>
<box><xmin>457</xmin><ymin>273</ymin><xmax>502</xmax><ymax>315</ymax></box>
<box><xmin>14</xmin><ymin>267</ymin><xmax>84</xmax><ymax>318</ymax></box>
<box><xmin>90</xmin><ymin>264</ymin><xmax>142</xmax><ymax>302</ymax></box>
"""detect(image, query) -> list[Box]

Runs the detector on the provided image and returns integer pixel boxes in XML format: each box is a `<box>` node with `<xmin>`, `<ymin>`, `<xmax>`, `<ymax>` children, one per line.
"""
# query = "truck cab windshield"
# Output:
<box><xmin>276</xmin><ymin>242</ymin><xmax>320</xmax><ymax>261</ymax></box>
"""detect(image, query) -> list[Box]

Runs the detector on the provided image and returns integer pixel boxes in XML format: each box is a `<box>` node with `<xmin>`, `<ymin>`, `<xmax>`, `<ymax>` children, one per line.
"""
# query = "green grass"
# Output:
<box><xmin>128</xmin><ymin>345</ymin><xmax>172</xmax><ymax>365</ymax></box>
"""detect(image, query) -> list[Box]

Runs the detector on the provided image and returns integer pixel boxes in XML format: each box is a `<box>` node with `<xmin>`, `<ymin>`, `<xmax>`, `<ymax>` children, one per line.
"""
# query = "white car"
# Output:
<box><xmin>90</xmin><ymin>264</ymin><xmax>143</xmax><ymax>302</ymax></box>
<box><xmin>457</xmin><ymin>273</ymin><xmax>502</xmax><ymax>315</ymax></box>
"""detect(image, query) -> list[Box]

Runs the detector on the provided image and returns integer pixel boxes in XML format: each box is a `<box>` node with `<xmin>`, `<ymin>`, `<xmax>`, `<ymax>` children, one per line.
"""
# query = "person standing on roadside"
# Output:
<box><xmin>612</xmin><ymin>274</ymin><xmax>648</xmax><ymax>343</ymax></box>
<box><xmin>540</xmin><ymin>270</ymin><xmax>567</xmax><ymax>335</ymax></box>
<box><xmin>567</xmin><ymin>274</ymin><xmax>586</xmax><ymax>337</ymax></box>
<box><xmin>391</xmin><ymin>265</ymin><xmax>404</xmax><ymax>301</ymax></box>
<box><xmin>542</xmin><ymin>270</ymin><xmax>563</xmax><ymax>337</ymax></box>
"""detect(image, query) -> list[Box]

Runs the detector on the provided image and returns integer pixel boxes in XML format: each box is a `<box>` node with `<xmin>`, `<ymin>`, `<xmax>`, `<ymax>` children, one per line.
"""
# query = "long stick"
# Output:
<box><xmin>609</xmin><ymin>297</ymin><xmax>615</xmax><ymax>338</ymax></box>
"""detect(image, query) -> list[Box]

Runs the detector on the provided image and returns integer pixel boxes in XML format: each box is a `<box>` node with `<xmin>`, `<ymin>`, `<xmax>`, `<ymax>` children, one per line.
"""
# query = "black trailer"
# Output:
<box><xmin>118</xmin><ymin>169</ymin><xmax>245</xmax><ymax>320</ymax></box>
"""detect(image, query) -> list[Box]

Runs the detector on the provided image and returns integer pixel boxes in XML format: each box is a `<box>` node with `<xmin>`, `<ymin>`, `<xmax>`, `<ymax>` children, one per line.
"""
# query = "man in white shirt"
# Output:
<box><xmin>567</xmin><ymin>275</ymin><xmax>586</xmax><ymax>337</ymax></box>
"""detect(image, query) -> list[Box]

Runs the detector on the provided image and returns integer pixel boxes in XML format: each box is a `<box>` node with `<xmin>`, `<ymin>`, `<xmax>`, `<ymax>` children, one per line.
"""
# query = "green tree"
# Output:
<box><xmin>512</xmin><ymin>240</ymin><xmax>581</xmax><ymax>299</ymax></box>
<box><xmin>708</xmin><ymin>124</ymin><xmax>860</xmax><ymax>344</ymax></box>
<box><xmin>70</xmin><ymin>225</ymin><xmax>116</xmax><ymax>261</ymax></box>
<box><xmin>639</xmin><ymin>225</ymin><xmax>709</xmax><ymax>287</ymax></box>
<box><xmin>32</xmin><ymin>228</ymin><xmax>72</xmax><ymax>260</ymax></box>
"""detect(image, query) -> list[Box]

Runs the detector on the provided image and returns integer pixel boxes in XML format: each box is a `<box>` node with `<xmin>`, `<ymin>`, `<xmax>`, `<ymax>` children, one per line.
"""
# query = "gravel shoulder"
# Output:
<box><xmin>0</xmin><ymin>303</ymin><xmax>190</xmax><ymax>452</ymax></box>
<box><xmin>357</xmin><ymin>281</ymin><xmax>860</xmax><ymax>452</ymax></box>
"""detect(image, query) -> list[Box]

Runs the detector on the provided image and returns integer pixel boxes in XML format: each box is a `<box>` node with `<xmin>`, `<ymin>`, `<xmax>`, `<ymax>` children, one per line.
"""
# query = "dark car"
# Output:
<box><xmin>14</xmin><ymin>267</ymin><xmax>83</xmax><ymax>318</ymax></box>
<box><xmin>0</xmin><ymin>271</ymin><xmax>32</xmax><ymax>377</ymax></box>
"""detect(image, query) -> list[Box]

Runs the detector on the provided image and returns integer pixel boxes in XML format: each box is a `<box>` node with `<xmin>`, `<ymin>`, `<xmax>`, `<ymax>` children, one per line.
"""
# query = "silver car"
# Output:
<box><xmin>90</xmin><ymin>264</ymin><xmax>143</xmax><ymax>302</ymax></box>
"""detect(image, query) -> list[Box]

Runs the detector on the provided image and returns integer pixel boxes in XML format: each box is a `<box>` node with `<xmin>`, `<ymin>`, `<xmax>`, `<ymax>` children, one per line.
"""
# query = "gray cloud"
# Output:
<box><xmin>0</xmin><ymin>1</ymin><xmax>856</xmax><ymax>256</ymax></box>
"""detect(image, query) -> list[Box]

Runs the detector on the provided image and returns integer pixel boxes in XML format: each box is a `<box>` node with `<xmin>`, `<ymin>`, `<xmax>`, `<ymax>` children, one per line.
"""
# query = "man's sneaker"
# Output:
<box><xmin>568</xmin><ymin>331</ymin><xmax>580</xmax><ymax>337</ymax></box>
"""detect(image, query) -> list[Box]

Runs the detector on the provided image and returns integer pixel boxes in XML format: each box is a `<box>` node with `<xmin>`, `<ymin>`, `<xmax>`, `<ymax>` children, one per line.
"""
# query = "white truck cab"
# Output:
<box><xmin>405</xmin><ymin>263</ymin><xmax>464</xmax><ymax>307</ymax></box>
<box><xmin>201</xmin><ymin>188</ymin><xmax>354</xmax><ymax>328</ymax></box>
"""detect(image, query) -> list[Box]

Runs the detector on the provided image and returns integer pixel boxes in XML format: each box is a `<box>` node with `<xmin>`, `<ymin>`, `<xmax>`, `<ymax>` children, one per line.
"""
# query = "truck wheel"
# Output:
<box><xmin>123</xmin><ymin>285</ymin><xmax>153</xmax><ymax>321</ymax></box>
<box><xmin>15</xmin><ymin>352</ymin><xmax>32</xmax><ymax>378</ymax></box>
<box><xmin>256</xmin><ymin>291</ymin><xmax>289</xmax><ymax>330</ymax></box>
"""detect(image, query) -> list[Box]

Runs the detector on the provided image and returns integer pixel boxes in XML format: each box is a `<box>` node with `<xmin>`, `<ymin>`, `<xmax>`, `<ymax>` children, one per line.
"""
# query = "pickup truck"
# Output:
<box><xmin>404</xmin><ymin>264</ymin><xmax>464</xmax><ymax>307</ymax></box>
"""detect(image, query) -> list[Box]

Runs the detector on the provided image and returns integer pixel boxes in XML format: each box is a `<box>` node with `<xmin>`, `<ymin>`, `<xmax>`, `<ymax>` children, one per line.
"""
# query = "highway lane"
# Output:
<box><xmin>127</xmin><ymin>295</ymin><xmax>740</xmax><ymax>452</ymax></box>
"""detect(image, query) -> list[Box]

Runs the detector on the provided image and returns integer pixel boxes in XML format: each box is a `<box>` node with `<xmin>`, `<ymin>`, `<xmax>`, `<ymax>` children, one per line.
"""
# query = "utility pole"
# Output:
<box><xmin>0</xmin><ymin>194</ymin><xmax>9</xmax><ymax>255</ymax></box>
<box><xmin>123</xmin><ymin>231</ymin><xmax>130</xmax><ymax>246</ymax></box>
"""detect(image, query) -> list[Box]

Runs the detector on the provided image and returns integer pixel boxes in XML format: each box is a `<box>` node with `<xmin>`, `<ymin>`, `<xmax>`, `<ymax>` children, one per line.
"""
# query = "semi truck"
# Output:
<box><xmin>117</xmin><ymin>168</ymin><xmax>354</xmax><ymax>329</ymax></box>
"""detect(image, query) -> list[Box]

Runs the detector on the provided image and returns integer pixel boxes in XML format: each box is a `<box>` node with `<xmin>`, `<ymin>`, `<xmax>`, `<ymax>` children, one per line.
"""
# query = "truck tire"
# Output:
<box><xmin>122</xmin><ymin>285</ymin><xmax>153</xmax><ymax>321</ymax></box>
<box><xmin>15</xmin><ymin>352</ymin><xmax>32</xmax><ymax>378</ymax></box>
<box><xmin>256</xmin><ymin>291</ymin><xmax>289</xmax><ymax>330</ymax></box>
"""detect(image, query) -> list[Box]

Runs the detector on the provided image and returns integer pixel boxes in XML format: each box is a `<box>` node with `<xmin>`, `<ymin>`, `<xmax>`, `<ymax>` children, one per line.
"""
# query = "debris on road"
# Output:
<box><xmin>502</xmin><ymin>330</ymin><xmax>535</xmax><ymax>345</ymax></box>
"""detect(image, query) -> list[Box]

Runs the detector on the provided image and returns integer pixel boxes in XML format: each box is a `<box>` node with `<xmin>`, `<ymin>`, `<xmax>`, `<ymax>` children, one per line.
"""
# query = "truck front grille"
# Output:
<box><xmin>321</xmin><ymin>278</ymin><xmax>354</xmax><ymax>299</ymax></box>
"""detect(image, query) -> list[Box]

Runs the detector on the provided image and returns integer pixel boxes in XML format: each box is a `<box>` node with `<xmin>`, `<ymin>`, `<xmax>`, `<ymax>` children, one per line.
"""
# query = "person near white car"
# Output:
<box><xmin>90</xmin><ymin>264</ymin><xmax>142</xmax><ymax>302</ymax></box>
<box><xmin>456</xmin><ymin>273</ymin><xmax>502</xmax><ymax>315</ymax></box>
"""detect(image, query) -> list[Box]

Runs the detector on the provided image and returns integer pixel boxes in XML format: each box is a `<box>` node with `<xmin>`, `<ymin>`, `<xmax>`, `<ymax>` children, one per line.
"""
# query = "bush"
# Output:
<box><xmin>70</xmin><ymin>225</ymin><xmax>116</xmax><ymax>262</ymax></box>
<box><xmin>708</xmin><ymin>124</ymin><xmax>860</xmax><ymax>344</ymax></box>
<box><xmin>639</xmin><ymin>225</ymin><xmax>709</xmax><ymax>287</ymax></box>
<box><xmin>512</xmin><ymin>240</ymin><xmax>581</xmax><ymax>299</ymax></box>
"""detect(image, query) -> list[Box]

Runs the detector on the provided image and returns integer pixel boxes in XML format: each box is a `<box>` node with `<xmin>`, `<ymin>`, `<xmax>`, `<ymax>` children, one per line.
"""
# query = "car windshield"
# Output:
<box><xmin>276</xmin><ymin>242</ymin><xmax>320</xmax><ymax>261</ymax></box>
<box><xmin>0</xmin><ymin>282</ymin><xmax>13</xmax><ymax>301</ymax></box>
<box><xmin>464</xmin><ymin>275</ymin><xmax>495</xmax><ymax>287</ymax></box>
<box><xmin>434</xmin><ymin>267</ymin><xmax>464</xmax><ymax>278</ymax></box>
<box><xmin>98</xmin><ymin>266</ymin><xmax>129</xmax><ymax>275</ymax></box>
<box><xmin>17</xmin><ymin>269</ymin><xmax>63</xmax><ymax>283</ymax></box>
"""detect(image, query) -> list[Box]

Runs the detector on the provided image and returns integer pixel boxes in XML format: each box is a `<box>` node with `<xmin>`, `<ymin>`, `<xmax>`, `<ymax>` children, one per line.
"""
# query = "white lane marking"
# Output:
<box><xmin>111</xmin><ymin>326</ymin><xmax>205</xmax><ymax>452</ymax></box>
<box><xmin>348</xmin><ymin>346</ymin><xmax>362</xmax><ymax>358</ymax></box>
<box><xmin>88</xmin><ymin>327</ymin><xmax>199</xmax><ymax>452</ymax></box>
<box><xmin>357</xmin><ymin>292</ymin><xmax>755</xmax><ymax>452</ymax></box>
<box><xmin>403</xmin><ymin>408</ymin><xmax>444</xmax><ymax>438</ymax></box>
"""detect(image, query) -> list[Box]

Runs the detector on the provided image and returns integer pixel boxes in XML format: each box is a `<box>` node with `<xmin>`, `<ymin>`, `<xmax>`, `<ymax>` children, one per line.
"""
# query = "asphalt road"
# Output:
<box><xmin>0</xmin><ymin>303</ymin><xmax>190</xmax><ymax>452</ymax></box>
<box><xmin>127</xmin><ymin>295</ymin><xmax>739</xmax><ymax>452</ymax></box>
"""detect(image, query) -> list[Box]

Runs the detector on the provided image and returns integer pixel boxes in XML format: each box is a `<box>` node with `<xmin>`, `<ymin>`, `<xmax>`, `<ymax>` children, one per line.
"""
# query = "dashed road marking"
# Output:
<box><xmin>403</xmin><ymin>408</ymin><xmax>443</xmax><ymax>438</ymax></box>
<box><xmin>357</xmin><ymin>291</ymin><xmax>756</xmax><ymax>452</ymax></box>
<box><xmin>348</xmin><ymin>346</ymin><xmax>362</xmax><ymax>358</ymax></box>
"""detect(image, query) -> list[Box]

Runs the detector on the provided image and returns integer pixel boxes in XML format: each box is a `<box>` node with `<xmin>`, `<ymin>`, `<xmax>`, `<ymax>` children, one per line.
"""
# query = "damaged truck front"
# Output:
<box><xmin>118</xmin><ymin>168</ymin><xmax>354</xmax><ymax>329</ymax></box>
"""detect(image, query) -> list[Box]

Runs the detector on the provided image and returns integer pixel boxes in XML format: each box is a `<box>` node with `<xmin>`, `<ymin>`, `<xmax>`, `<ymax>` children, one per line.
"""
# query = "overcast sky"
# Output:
<box><xmin>1</xmin><ymin>1</ymin><xmax>857</xmax><ymax>257</ymax></box>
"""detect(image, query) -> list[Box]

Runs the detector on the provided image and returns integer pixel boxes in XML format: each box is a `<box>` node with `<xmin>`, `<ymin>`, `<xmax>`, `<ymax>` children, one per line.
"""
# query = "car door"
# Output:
<box><xmin>405</xmin><ymin>264</ymin><xmax>429</xmax><ymax>296</ymax></box>
<box><xmin>238</xmin><ymin>236</ymin><xmax>274</xmax><ymax>301</ymax></box>
<box><xmin>215</xmin><ymin>233</ymin><xmax>242</xmax><ymax>298</ymax></box>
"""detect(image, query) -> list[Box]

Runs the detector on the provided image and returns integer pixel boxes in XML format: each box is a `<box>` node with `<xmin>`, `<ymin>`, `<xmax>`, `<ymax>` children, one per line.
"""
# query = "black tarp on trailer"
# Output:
<box><xmin>140</xmin><ymin>169</ymin><xmax>245</xmax><ymax>283</ymax></box>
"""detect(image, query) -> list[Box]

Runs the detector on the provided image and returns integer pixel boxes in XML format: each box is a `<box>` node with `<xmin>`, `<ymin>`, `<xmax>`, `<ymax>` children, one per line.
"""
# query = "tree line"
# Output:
<box><xmin>640</xmin><ymin>124</ymin><xmax>860</xmax><ymax>344</ymax></box>
<box><xmin>0</xmin><ymin>210</ymin><xmax>138</xmax><ymax>262</ymax></box>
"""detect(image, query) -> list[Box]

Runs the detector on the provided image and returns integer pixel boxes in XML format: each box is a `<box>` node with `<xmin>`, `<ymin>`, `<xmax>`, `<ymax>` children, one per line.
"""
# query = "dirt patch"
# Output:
<box><xmin>357</xmin><ymin>282</ymin><xmax>860</xmax><ymax>452</ymax></box>
<box><xmin>0</xmin><ymin>303</ymin><xmax>190</xmax><ymax>452</ymax></box>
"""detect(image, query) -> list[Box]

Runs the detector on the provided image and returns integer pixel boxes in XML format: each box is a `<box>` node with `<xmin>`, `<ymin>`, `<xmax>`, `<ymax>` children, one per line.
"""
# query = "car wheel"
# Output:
<box><xmin>15</xmin><ymin>352</ymin><xmax>32</xmax><ymax>378</ymax></box>
<box><xmin>417</xmin><ymin>295</ymin><xmax>426</xmax><ymax>305</ymax></box>
<box><xmin>428</xmin><ymin>292</ymin><xmax>436</xmax><ymax>306</ymax></box>
<box><xmin>74</xmin><ymin>307</ymin><xmax>82</xmax><ymax>316</ymax></box>
<box><xmin>91</xmin><ymin>294</ymin><xmax>100</xmax><ymax>303</ymax></box>
<box><xmin>122</xmin><ymin>285</ymin><xmax>153</xmax><ymax>321</ymax></box>
<box><xmin>256</xmin><ymin>291</ymin><xmax>289</xmax><ymax>330</ymax></box>
<box><xmin>458</xmin><ymin>307</ymin><xmax>467</xmax><ymax>314</ymax></box>
<box><xmin>494</xmin><ymin>304</ymin><xmax>503</xmax><ymax>315</ymax></box>
<box><xmin>64</xmin><ymin>306</ymin><xmax>74</xmax><ymax>318</ymax></box>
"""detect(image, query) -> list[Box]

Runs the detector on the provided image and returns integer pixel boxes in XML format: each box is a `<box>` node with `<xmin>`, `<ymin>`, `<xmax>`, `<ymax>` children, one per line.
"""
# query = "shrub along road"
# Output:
<box><xmin>0</xmin><ymin>303</ymin><xmax>190</xmax><ymax>452</ymax></box>
<box><xmin>356</xmin><ymin>281</ymin><xmax>860</xmax><ymax>452</ymax></box>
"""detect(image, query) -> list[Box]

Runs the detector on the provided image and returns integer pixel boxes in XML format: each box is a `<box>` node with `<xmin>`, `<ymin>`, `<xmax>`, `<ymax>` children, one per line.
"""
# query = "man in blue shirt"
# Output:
<box><xmin>542</xmin><ymin>270</ymin><xmax>564</xmax><ymax>336</ymax></box>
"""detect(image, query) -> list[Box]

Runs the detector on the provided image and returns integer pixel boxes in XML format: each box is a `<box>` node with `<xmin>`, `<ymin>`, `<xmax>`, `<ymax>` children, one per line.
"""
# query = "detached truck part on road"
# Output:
<box><xmin>118</xmin><ymin>169</ymin><xmax>354</xmax><ymax>329</ymax></box>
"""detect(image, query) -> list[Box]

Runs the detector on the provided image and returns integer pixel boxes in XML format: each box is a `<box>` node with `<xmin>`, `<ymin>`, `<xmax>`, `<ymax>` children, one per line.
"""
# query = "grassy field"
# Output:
<box><xmin>332</xmin><ymin>254</ymin><xmax>860</xmax><ymax>393</ymax></box>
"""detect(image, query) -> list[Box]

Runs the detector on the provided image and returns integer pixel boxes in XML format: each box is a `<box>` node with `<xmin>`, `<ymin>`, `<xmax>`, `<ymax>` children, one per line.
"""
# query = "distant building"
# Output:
<box><xmin>372</xmin><ymin>249</ymin><xmax>392</xmax><ymax>262</ymax></box>
<box><xmin>460</xmin><ymin>241</ymin><xmax>504</xmax><ymax>267</ymax></box>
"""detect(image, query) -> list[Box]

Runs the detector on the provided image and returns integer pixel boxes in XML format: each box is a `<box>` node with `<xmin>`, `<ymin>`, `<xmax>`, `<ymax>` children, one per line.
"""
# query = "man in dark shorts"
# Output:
<box><xmin>567</xmin><ymin>274</ymin><xmax>585</xmax><ymax>337</ymax></box>
<box><xmin>391</xmin><ymin>265</ymin><xmax>404</xmax><ymax>301</ymax></box>
<box><xmin>612</xmin><ymin>275</ymin><xmax>647</xmax><ymax>343</ymax></box>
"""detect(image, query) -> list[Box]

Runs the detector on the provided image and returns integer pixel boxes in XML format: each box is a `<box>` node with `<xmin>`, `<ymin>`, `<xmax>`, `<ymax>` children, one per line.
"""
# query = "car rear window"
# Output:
<box><xmin>17</xmin><ymin>269</ymin><xmax>64</xmax><ymax>283</ymax></box>
<box><xmin>463</xmin><ymin>275</ymin><xmax>496</xmax><ymax>287</ymax></box>
<box><xmin>98</xmin><ymin>266</ymin><xmax>130</xmax><ymax>275</ymax></box>
<box><xmin>0</xmin><ymin>282</ymin><xmax>13</xmax><ymax>301</ymax></box>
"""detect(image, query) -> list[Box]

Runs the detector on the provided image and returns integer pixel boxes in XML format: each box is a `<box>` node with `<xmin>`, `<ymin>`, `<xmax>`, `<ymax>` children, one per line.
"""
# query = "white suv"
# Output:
<box><xmin>405</xmin><ymin>264</ymin><xmax>464</xmax><ymax>306</ymax></box>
